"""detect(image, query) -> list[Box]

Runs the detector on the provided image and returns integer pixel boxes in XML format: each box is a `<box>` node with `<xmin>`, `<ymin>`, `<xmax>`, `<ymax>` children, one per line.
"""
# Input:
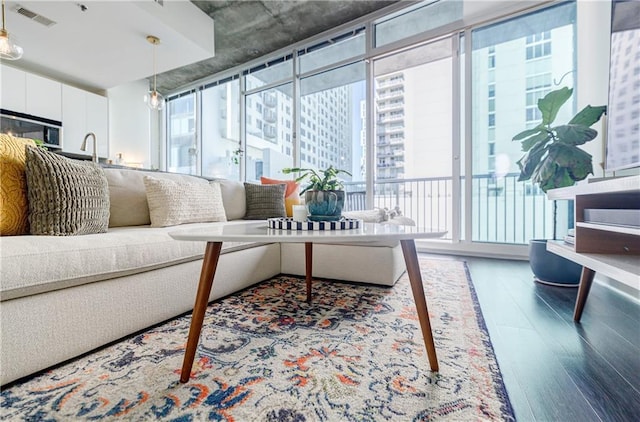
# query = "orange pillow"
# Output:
<box><xmin>260</xmin><ymin>176</ymin><xmax>301</xmax><ymax>217</ymax></box>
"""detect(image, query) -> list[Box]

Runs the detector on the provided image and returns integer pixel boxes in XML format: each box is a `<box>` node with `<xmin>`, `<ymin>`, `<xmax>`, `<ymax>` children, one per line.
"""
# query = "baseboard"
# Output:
<box><xmin>595</xmin><ymin>274</ymin><xmax>640</xmax><ymax>303</ymax></box>
<box><xmin>415</xmin><ymin>240</ymin><xmax>529</xmax><ymax>261</ymax></box>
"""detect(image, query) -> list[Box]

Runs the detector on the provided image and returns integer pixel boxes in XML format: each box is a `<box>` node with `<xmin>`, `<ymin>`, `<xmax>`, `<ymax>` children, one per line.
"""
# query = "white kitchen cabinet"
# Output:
<box><xmin>61</xmin><ymin>85</ymin><xmax>86</xmax><ymax>154</ymax></box>
<box><xmin>86</xmin><ymin>92</ymin><xmax>108</xmax><ymax>158</ymax></box>
<box><xmin>1</xmin><ymin>65</ymin><xmax>62</xmax><ymax>122</ymax></box>
<box><xmin>1</xmin><ymin>65</ymin><xmax>26</xmax><ymax>112</ymax></box>
<box><xmin>62</xmin><ymin>85</ymin><xmax>109</xmax><ymax>158</ymax></box>
<box><xmin>25</xmin><ymin>73</ymin><xmax>62</xmax><ymax>121</ymax></box>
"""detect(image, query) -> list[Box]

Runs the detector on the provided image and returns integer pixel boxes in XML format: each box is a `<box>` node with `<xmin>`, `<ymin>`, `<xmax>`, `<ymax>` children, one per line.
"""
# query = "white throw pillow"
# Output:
<box><xmin>216</xmin><ymin>179</ymin><xmax>246</xmax><ymax>220</ymax></box>
<box><xmin>143</xmin><ymin>176</ymin><xmax>227</xmax><ymax>227</ymax></box>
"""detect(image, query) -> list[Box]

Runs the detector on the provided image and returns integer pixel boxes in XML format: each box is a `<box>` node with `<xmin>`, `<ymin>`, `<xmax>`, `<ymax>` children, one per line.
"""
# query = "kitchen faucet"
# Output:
<box><xmin>80</xmin><ymin>132</ymin><xmax>98</xmax><ymax>162</ymax></box>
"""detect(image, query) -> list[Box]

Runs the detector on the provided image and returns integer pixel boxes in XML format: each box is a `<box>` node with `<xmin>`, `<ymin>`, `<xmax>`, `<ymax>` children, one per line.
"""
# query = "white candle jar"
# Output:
<box><xmin>292</xmin><ymin>204</ymin><xmax>308</xmax><ymax>222</ymax></box>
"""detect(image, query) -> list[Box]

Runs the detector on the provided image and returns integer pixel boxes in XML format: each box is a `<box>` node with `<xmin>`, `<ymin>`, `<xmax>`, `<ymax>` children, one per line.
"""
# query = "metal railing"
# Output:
<box><xmin>343</xmin><ymin>173</ymin><xmax>559</xmax><ymax>244</ymax></box>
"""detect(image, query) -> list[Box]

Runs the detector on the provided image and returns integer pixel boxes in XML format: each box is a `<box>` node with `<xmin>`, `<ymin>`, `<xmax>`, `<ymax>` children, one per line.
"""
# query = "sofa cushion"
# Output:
<box><xmin>104</xmin><ymin>168</ymin><xmax>210</xmax><ymax>227</ymax></box>
<box><xmin>143</xmin><ymin>176</ymin><xmax>227</xmax><ymax>227</ymax></box>
<box><xmin>260</xmin><ymin>176</ymin><xmax>301</xmax><ymax>217</ymax></box>
<box><xmin>0</xmin><ymin>222</ymin><xmax>268</xmax><ymax>301</ymax></box>
<box><xmin>25</xmin><ymin>146</ymin><xmax>110</xmax><ymax>236</ymax></box>
<box><xmin>243</xmin><ymin>183</ymin><xmax>286</xmax><ymax>219</ymax></box>
<box><xmin>0</xmin><ymin>135</ymin><xmax>36</xmax><ymax>236</ymax></box>
<box><xmin>216</xmin><ymin>179</ymin><xmax>246</xmax><ymax>220</ymax></box>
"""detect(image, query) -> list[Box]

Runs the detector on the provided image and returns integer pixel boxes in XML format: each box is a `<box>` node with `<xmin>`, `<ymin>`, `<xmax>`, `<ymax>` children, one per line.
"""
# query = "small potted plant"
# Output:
<box><xmin>513</xmin><ymin>86</ymin><xmax>606</xmax><ymax>286</ymax></box>
<box><xmin>281</xmin><ymin>166</ymin><xmax>352</xmax><ymax>221</ymax></box>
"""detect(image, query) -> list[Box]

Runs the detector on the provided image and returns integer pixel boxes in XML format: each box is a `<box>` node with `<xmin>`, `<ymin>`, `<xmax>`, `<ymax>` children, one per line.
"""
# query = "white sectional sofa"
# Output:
<box><xmin>0</xmin><ymin>167</ymin><xmax>406</xmax><ymax>386</ymax></box>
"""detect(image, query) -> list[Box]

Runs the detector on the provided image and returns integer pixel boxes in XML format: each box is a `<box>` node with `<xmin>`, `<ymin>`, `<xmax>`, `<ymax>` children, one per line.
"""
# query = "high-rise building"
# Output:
<box><xmin>375</xmin><ymin>73</ymin><xmax>406</xmax><ymax>182</ymax></box>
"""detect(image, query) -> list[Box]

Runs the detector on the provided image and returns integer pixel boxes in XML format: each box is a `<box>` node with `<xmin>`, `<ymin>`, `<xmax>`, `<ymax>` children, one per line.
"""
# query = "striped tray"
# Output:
<box><xmin>267</xmin><ymin>217</ymin><xmax>361</xmax><ymax>231</ymax></box>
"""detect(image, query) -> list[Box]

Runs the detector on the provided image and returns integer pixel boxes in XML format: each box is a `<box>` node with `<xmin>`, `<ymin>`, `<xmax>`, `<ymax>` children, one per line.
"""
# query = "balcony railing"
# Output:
<box><xmin>343</xmin><ymin>173</ymin><xmax>558</xmax><ymax>244</ymax></box>
<box><xmin>377</xmin><ymin>113</ymin><xmax>405</xmax><ymax>124</ymax></box>
<box><xmin>376</xmin><ymin>101</ymin><xmax>405</xmax><ymax>112</ymax></box>
<box><xmin>376</xmin><ymin>91</ymin><xmax>404</xmax><ymax>100</ymax></box>
<box><xmin>376</xmin><ymin>77</ymin><xmax>405</xmax><ymax>89</ymax></box>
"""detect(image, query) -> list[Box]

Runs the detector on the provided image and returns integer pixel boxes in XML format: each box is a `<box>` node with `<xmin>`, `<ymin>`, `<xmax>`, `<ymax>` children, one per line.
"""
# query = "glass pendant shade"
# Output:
<box><xmin>146</xmin><ymin>90</ymin><xmax>165</xmax><ymax>111</ymax></box>
<box><xmin>1</xmin><ymin>0</ymin><xmax>22</xmax><ymax>60</ymax></box>
<box><xmin>145</xmin><ymin>35</ymin><xmax>163</xmax><ymax>111</ymax></box>
<box><xmin>0</xmin><ymin>29</ymin><xmax>22</xmax><ymax>60</ymax></box>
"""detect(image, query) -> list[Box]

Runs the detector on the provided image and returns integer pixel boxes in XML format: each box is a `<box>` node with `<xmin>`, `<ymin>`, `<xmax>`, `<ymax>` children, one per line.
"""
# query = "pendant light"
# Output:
<box><xmin>145</xmin><ymin>35</ymin><xmax>164</xmax><ymax>111</ymax></box>
<box><xmin>0</xmin><ymin>0</ymin><xmax>23</xmax><ymax>60</ymax></box>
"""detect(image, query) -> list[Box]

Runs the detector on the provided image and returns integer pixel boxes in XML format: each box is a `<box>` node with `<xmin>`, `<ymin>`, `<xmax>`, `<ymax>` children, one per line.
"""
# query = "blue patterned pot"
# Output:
<box><xmin>305</xmin><ymin>190</ymin><xmax>345</xmax><ymax>221</ymax></box>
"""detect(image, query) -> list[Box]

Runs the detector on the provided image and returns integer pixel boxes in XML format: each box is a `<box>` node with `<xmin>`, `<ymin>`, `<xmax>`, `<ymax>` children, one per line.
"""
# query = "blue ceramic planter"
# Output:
<box><xmin>529</xmin><ymin>239</ymin><xmax>582</xmax><ymax>287</ymax></box>
<box><xmin>305</xmin><ymin>190</ymin><xmax>345</xmax><ymax>222</ymax></box>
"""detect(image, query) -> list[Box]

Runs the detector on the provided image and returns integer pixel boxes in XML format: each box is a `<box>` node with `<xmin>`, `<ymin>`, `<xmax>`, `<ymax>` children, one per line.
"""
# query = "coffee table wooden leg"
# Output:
<box><xmin>400</xmin><ymin>239</ymin><xmax>439</xmax><ymax>372</ymax></box>
<box><xmin>180</xmin><ymin>241</ymin><xmax>223</xmax><ymax>383</ymax></box>
<box><xmin>573</xmin><ymin>266</ymin><xmax>596</xmax><ymax>323</ymax></box>
<box><xmin>305</xmin><ymin>242</ymin><xmax>313</xmax><ymax>303</ymax></box>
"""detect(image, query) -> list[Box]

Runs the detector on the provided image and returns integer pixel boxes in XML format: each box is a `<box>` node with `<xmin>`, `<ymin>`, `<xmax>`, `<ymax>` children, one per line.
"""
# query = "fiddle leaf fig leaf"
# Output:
<box><xmin>516</xmin><ymin>141</ymin><xmax>547</xmax><ymax>181</ymax></box>
<box><xmin>549</xmin><ymin>143</ymin><xmax>593</xmax><ymax>182</ymax></box>
<box><xmin>548</xmin><ymin>167</ymin><xmax>574</xmax><ymax>192</ymax></box>
<box><xmin>568</xmin><ymin>105</ymin><xmax>607</xmax><ymax>127</ymax></box>
<box><xmin>513</xmin><ymin>126</ymin><xmax>543</xmax><ymax>141</ymax></box>
<box><xmin>553</xmin><ymin>125</ymin><xmax>598</xmax><ymax>145</ymax></box>
<box><xmin>531</xmin><ymin>155</ymin><xmax>557</xmax><ymax>190</ymax></box>
<box><xmin>538</xmin><ymin>87</ymin><xmax>572</xmax><ymax>126</ymax></box>
<box><xmin>520</xmin><ymin>130</ymin><xmax>550</xmax><ymax>152</ymax></box>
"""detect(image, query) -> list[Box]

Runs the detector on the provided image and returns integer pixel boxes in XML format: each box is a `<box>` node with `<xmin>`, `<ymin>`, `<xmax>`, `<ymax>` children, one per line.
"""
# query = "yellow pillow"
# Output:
<box><xmin>0</xmin><ymin>134</ymin><xmax>37</xmax><ymax>236</ymax></box>
<box><xmin>260</xmin><ymin>176</ymin><xmax>301</xmax><ymax>217</ymax></box>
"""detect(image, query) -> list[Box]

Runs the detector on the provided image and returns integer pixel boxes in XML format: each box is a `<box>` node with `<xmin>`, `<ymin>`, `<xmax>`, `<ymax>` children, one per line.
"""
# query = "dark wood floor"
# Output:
<box><xmin>463</xmin><ymin>257</ymin><xmax>640</xmax><ymax>422</ymax></box>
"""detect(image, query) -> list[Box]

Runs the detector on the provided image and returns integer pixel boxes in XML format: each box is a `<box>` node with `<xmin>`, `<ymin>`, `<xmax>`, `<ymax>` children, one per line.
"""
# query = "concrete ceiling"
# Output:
<box><xmin>156</xmin><ymin>0</ymin><xmax>401</xmax><ymax>93</ymax></box>
<box><xmin>3</xmin><ymin>1</ymin><xmax>402</xmax><ymax>94</ymax></box>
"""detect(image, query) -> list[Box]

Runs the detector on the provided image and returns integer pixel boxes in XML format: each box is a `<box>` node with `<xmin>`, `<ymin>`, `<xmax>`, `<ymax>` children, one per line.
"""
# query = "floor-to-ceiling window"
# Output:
<box><xmin>163</xmin><ymin>0</ymin><xmax>600</xmax><ymax>255</ymax></box>
<box><xmin>201</xmin><ymin>77</ymin><xmax>241</xmax><ymax>180</ymax></box>
<box><xmin>469</xmin><ymin>2</ymin><xmax>576</xmax><ymax>243</ymax></box>
<box><xmin>372</xmin><ymin>36</ymin><xmax>456</xmax><ymax>236</ymax></box>
<box><xmin>244</xmin><ymin>57</ymin><xmax>294</xmax><ymax>181</ymax></box>
<box><xmin>167</xmin><ymin>93</ymin><xmax>197</xmax><ymax>174</ymax></box>
<box><xmin>299</xmin><ymin>63</ymin><xmax>365</xmax><ymax>182</ymax></box>
<box><xmin>296</xmin><ymin>29</ymin><xmax>367</xmax><ymax>192</ymax></box>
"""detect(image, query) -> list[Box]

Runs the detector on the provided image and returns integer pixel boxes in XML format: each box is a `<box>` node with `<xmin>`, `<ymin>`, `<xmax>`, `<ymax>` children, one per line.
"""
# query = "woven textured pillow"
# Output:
<box><xmin>243</xmin><ymin>183</ymin><xmax>286</xmax><ymax>220</ymax></box>
<box><xmin>25</xmin><ymin>146</ymin><xmax>110</xmax><ymax>236</ymax></box>
<box><xmin>143</xmin><ymin>176</ymin><xmax>227</xmax><ymax>227</ymax></box>
<box><xmin>0</xmin><ymin>135</ymin><xmax>36</xmax><ymax>235</ymax></box>
<box><xmin>260</xmin><ymin>176</ymin><xmax>301</xmax><ymax>217</ymax></box>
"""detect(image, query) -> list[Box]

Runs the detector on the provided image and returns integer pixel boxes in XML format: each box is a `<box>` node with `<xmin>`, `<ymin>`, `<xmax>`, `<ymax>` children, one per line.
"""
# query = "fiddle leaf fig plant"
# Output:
<box><xmin>513</xmin><ymin>87</ymin><xmax>606</xmax><ymax>193</ymax></box>
<box><xmin>281</xmin><ymin>166</ymin><xmax>351</xmax><ymax>194</ymax></box>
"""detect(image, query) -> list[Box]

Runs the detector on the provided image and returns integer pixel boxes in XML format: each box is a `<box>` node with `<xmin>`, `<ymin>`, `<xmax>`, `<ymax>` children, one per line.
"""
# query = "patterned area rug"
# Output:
<box><xmin>1</xmin><ymin>258</ymin><xmax>514</xmax><ymax>421</ymax></box>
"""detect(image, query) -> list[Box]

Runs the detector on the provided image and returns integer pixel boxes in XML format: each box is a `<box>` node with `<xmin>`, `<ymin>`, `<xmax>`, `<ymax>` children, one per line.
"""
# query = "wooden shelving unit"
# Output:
<box><xmin>546</xmin><ymin>175</ymin><xmax>640</xmax><ymax>321</ymax></box>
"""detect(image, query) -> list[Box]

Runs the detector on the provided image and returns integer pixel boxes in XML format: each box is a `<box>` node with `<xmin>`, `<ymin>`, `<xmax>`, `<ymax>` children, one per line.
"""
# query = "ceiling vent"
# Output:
<box><xmin>15</xmin><ymin>6</ymin><xmax>57</xmax><ymax>27</ymax></box>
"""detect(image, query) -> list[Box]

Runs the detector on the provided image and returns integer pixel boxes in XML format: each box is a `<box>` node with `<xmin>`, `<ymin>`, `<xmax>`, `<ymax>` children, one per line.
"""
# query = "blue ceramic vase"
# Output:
<box><xmin>305</xmin><ymin>190</ymin><xmax>345</xmax><ymax>222</ymax></box>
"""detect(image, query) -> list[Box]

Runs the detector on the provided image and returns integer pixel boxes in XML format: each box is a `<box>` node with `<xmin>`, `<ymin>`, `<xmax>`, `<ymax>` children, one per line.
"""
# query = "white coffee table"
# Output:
<box><xmin>170</xmin><ymin>221</ymin><xmax>446</xmax><ymax>383</ymax></box>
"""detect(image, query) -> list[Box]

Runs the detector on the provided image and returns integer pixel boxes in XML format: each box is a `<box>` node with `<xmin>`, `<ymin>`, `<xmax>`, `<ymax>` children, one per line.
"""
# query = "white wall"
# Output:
<box><xmin>107</xmin><ymin>80</ymin><xmax>153</xmax><ymax>168</ymax></box>
<box><xmin>577</xmin><ymin>0</ymin><xmax>612</xmax><ymax>179</ymax></box>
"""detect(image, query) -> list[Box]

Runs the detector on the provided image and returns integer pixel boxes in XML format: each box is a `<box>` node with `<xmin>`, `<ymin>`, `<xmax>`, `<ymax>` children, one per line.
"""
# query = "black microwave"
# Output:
<box><xmin>0</xmin><ymin>109</ymin><xmax>62</xmax><ymax>150</ymax></box>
